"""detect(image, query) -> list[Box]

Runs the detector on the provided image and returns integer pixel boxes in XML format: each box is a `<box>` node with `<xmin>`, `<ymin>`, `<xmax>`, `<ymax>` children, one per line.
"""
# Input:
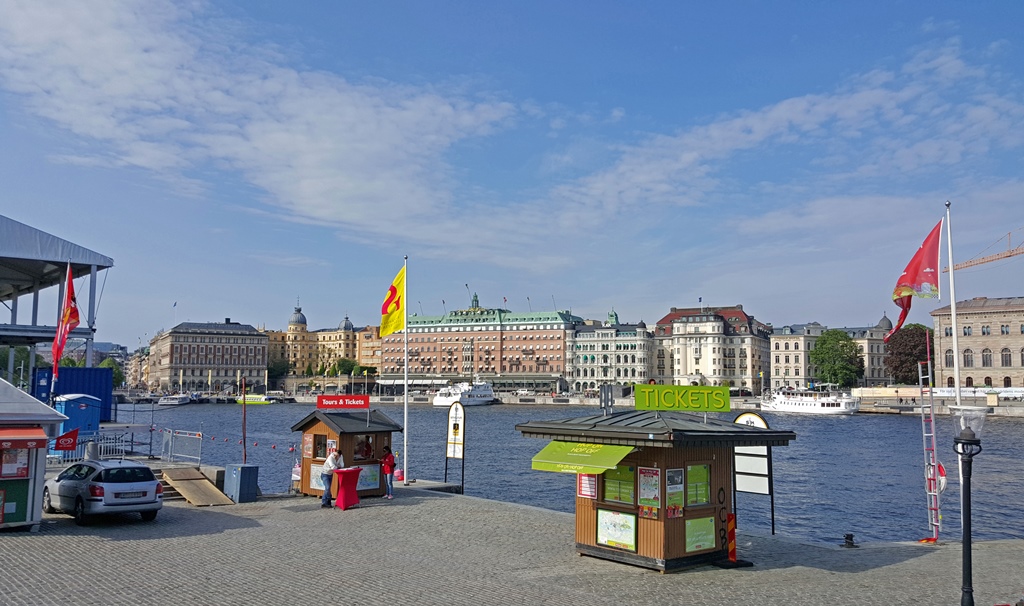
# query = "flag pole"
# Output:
<box><xmin>402</xmin><ymin>255</ymin><xmax>410</xmax><ymax>485</ymax></box>
<box><xmin>945</xmin><ymin>201</ymin><xmax>962</xmax><ymax>409</ymax></box>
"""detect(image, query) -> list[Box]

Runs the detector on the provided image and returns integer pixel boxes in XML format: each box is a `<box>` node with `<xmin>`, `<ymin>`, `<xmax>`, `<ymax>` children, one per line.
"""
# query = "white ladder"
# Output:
<box><xmin>918</xmin><ymin>361</ymin><xmax>942</xmax><ymax>542</ymax></box>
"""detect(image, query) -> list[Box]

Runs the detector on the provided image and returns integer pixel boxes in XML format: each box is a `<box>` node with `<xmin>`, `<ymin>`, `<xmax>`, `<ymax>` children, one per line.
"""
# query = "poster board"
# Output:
<box><xmin>685</xmin><ymin>516</ymin><xmax>716</xmax><ymax>552</ymax></box>
<box><xmin>354</xmin><ymin>464</ymin><xmax>380</xmax><ymax>491</ymax></box>
<box><xmin>665</xmin><ymin>468</ymin><xmax>684</xmax><ymax>518</ymax></box>
<box><xmin>577</xmin><ymin>474</ymin><xmax>597</xmax><ymax>499</ymax></box>
<box><xmin>637</xmin><ymin>467</ymin><xmax>661</xmax><ymax>508</ymax></box>
<box><xmin>596</xmin><ymin>509</ymin><xmax>637</xmax><ymax>551</ymax></box>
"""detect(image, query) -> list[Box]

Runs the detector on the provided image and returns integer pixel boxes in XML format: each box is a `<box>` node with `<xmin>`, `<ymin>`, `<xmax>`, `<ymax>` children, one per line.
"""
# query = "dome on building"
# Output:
<box><xmin>289</xmin><ymin>306</ymin><xmax>307</xmax><ymax>326</ymax></box>
<box><xmin>636</xmin><ymin>320</ymin><xmax>647</xmax><ymax>329</ymax></box>
<box><xmin>877</xmin><ymin>313</ymin><xmax>893</xmax><ymax>331</ymax></box>
<box><xmin>340</xmin><ymin>315</ymin><xmax>354</xmax><ymax>331</ymax></box>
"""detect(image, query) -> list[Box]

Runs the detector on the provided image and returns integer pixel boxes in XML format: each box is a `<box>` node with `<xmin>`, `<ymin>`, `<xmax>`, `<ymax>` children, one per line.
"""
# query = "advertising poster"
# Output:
<box><xmin>302</xmin><ymin>434</ymin><xmax>313</xmax><ymax>458</ymax></box>
<box><xmin>577</xmin><ymin>474</ymin><xmax>597</xmax><ymax>499</ymax></box>
<box><xmin>637</xmin><ymin>467</ymin><xmax>661</xmax><ymax>508</ymax></box>
<box><xmin>446</xmin><ymin>402</ymin><xmax>465</xmax><ymax>459</ymax></box>
<box><xmin>665</xmin><ymin>468</ymin><xmax>685</xmax><ymax>518</ymax></box>
<box><xmin>685</xmin><ymin>516</ymin><xmax>716</xmax><ymax>552</ymax></box>
<box><xmin>327</xmin><ymin>439</ymin><xmax>337</xmax><ymax>453</ymax></box>
<box><xmin>686</xmin><ymin>464</ymin><xmax>711</xmax><ymax>506</ymax></box>
<box><xmin>1</xmin><ymin>449</ymin><xmax>29</xmax><ymax>478</ymax></box>
<box><xmin>309</xmin><ymin>463</ymin><xmax>325</xmax><ymax>491</ymax></box>
<box><xmin>355</xmin><ymin>464</ymin><xmax>380</xmax><ymax>491</ymax></box>
<box><xmin>638</xmin><ymin>506</ymin><xmax>658</xmax><ymax>519</ymax></box>
<box><xmin>596</xmin><ymin>509</ymin><xmax>637</xmax><ymax>551</ymax></box>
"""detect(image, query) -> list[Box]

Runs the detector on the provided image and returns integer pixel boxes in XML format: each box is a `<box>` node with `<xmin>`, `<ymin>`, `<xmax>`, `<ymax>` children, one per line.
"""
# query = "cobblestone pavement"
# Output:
<box><xmin>2</xmin><ymin>487</ymin><xmax>1023</xmax><ymax>606</ymax></box>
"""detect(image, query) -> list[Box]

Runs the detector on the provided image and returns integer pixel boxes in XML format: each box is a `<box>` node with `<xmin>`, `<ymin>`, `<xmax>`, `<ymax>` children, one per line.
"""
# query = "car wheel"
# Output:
<box><xmin>140</xmin><ymin>510</ymin><xmax>158</xmax><ymax>522</ymax></box>
<box><xmin>42</xmin><ymin>488</ymin><xmax>56</xmax><ymax>514</ymax></box>
<box><xmin>73</xmin><ymin>498</ymin><xmax>89</xmax><ymax>526</ymax></box>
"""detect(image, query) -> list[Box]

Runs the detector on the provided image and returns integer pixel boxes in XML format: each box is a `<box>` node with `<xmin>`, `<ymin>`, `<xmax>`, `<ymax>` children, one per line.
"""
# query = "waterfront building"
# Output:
<box><xmin>931</xmin><ymin>296</ymin><xmax>1024</xmax><ymax>388</ymax></box>
<box><xmin>379</xmin><ymin>293</ymin><xmax>583</xmax><ymax>393</ymax></box>
<box><xmin>125</xmin><ymin>347</ymin><xmax>149</xmax><ymax>390</ymax></box>
<box><xmin>147</xmin><ymin>319</ymin><xmax>268</xmax><ymax>393</ymax></box>
<box><xmin>654</xmin><ymin>305</ymin><xmax>770</xmax><ymax>394</ymax></box>
<box><xmin>565</xmin><ymin>310</ymin><xmax>653</xmax><ymax>392</ymax></box>
<box><xmin>769</xmin><ymin>315</ymin><xmax>892</xmax><ymax>390</ymax></box>
<box><xmin>356</xmin><ymin>325</ymin><xmax>382</xmax><ymax>370</ymax></box>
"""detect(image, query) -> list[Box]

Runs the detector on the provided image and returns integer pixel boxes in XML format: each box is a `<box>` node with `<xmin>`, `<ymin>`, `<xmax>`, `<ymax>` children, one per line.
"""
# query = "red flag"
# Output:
<box><xmin>53</xmin><ymin>428</ymin><xmax>79</xmax><ymax>451</ymax></box>
<box><xmin>885</xmin><ymin>219</ymin><xmax>943</xmax><ymax>342</ymax></box>
<box><xmin>52</xmin><ymin>263</ymin><xmax>81</xmax><ymax>379</ymax></box>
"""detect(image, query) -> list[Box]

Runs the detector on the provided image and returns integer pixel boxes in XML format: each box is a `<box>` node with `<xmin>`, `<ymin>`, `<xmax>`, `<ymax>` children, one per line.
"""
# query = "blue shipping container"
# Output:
<box><xmin>33</xmin><ymin>367</ymin><xmax>114</xmax><ymax>422</ymax></box>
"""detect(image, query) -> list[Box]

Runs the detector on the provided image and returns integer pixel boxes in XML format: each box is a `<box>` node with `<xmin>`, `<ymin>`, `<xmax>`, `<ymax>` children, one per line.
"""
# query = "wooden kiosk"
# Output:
<box><xmin>516</xmin><ymin>385</ymin><xmax>795</xmax><ymax>572</ymax></box>
<box><xmin>291</xmin><ymin>406</ymin><xmax>402</xmax><ymax>501</ymax></box>
<box><xmin>1</xmin><ymin>378</ymin><xmax>68</xmax><ymax>531</ymax></box>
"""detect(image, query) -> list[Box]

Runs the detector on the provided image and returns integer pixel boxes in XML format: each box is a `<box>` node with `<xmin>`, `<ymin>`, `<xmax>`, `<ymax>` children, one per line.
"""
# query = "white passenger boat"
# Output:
<box><xmin>761</xmin><ymin>385</ymin><xmax>859</xmax><ymax>415</ymax></box>
<box><xmin>157</xmin><ymin>394</ymin><xmax>192</xmax><ymax>406</ymax></box>
<box><xmin>432</xmin><ymin>381</ymin><xmax>499</xmax><ymax>407</ymax></box>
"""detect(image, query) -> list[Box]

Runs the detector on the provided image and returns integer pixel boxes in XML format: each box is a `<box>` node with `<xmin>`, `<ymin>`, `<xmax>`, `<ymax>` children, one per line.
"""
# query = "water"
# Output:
<box><xmin>118</xmin><ymin>402</ymin><xmax>1024</xmax><ymax>545</ymax></box>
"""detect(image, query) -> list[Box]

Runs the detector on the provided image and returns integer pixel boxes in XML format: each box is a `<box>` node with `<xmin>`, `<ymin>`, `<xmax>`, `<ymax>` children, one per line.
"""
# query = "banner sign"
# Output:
<box><xmin>633</xmin><ymin>385</ymin><xmax>730</xmax><ymax>412</ymax></box>
<box><xmin>446</xmin><ymin>402</ymin><xmax>465</xmax><ymax>459</ymax></box>
<box><xmin>317</xmin><ymin>395</ymin><xmax>370</xmax><ymax>410</ymax></box>
<box><xmin>54</xmin><ymin>428</ymin><xmax>79</xmax><ymax>451</ymax></box>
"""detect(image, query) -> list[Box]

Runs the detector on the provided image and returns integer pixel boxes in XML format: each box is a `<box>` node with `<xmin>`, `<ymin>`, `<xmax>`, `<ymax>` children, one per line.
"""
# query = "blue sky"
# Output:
<box><xmin>2</xmin><ymin>1</ymin><xmax>1024</xmax><ymax>349</ymax></box>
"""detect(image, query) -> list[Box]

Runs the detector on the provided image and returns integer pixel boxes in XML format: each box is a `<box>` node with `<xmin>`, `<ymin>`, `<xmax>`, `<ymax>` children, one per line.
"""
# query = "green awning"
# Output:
<box><xmin>531</xmin><ymin>441</ymin><xmax>634</xmax><ymax>474</ymax></box>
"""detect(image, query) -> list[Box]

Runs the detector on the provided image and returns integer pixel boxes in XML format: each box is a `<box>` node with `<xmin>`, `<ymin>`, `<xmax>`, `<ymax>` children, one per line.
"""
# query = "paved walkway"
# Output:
<box><xmin>2</xmin><ymin>486</ymin><xmax>1023</xmax><ymax>605</ymax></box>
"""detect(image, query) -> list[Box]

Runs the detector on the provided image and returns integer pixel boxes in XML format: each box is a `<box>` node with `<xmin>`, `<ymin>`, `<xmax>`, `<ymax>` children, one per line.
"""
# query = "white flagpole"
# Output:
<box><xmin>402</xmin><ymin>255</ymin><xmax>410</xmax><ymax>485</ymax></box>
<box><xmin>945</xmin><ymin>201</ymin><xmax>962</xmax><ymax>409</ymax></box>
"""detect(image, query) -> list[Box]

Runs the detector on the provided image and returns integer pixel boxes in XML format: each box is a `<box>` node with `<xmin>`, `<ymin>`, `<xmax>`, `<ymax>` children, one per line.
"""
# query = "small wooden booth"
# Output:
<box><xmin>516</xmin><ymin>386</ymin><xmax>795</xmax><ymax>572</ymax></box>
<box><xmin>1</xmin><ymin>378</ymin><xmax>68</xmax><ymax>531</ymax></box>
<box><xmin>291</xmin><ymin>409</ymin><xmax>402</xmax><ymax>501</ymax></box>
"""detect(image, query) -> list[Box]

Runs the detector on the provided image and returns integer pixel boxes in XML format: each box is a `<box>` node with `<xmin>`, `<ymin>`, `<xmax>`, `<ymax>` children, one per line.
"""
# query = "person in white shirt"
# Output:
<box><xmin>320</xmin><ymin>449</ymin><xmax>344</xmax><ymax>508</ymax></box>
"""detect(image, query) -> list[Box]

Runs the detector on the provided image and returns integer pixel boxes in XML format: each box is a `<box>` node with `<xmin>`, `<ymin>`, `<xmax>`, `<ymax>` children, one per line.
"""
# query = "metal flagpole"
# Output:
<box><xmin>402</xmin><ymin>255</ymin><xmax>410</xmax><ymax>485</ymax></box>
<box><xmin>945</xmin><ymin>202</ymin><xmax>962</xmax><ymax>409</ymax></box>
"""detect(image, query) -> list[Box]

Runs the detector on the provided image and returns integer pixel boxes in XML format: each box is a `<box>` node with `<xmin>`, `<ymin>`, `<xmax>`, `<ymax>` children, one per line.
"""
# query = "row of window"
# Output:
<box><xmin>945</xmin><ymin>325</ymin><xmax>1024</xmax><ymax>337</ymax></box>
<box><xmin>943</xmin><ymin>348</ymin><xmax>1024</xmax><ymax>368</ymax></box>
<box><xmin>947</xmin><ymin>376</ymin><xmax>1020</xmax><ymax>388</ymax></box>
<box><xmin>174</xmin><ymin>344</ymin><xmax>264</xmax><ymax>355</ymax></box>
<box><xmin>172</xmin><ymin>357</ymin><xmax>263</xmax><ymax>367</ymax></box>
<box><xmin>576</xmin><ymin>354</ymin><xmax>644</xmax><ymax>364</ymax></box>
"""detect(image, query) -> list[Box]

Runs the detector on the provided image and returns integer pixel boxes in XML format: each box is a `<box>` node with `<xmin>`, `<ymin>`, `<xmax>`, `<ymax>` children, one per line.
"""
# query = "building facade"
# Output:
<box><xmin>265</xmin><ymin>307</ymin><xmax>374</xmax><ymax>393</ymax></box>
<box><xmin>932</xmin><ymin>296</ymin><xmax>1024</xmax><ymax>388</ymax></box>
<box><xmin>565</xmin><ymin>310</ymin><xmax>653</xmax><ymax>392</ymax></box>
<box><xmin>379</xmin><ymin>294</ymin><xmax>583</xmax><ymax>392</ymax></box>
<box><xmin>654</xmin><ymin>305</ymin><xmax>771</xmax><ymax>394</ymax></box>
<box><xmin>147</xmin><ymin>319</ymin><xmax>268</xmax><ymax>393</ymax></box>
<box><xmin>769</xmin><ymin>315</ymin><xmax>893</xmax><ymax>390</ymax></box>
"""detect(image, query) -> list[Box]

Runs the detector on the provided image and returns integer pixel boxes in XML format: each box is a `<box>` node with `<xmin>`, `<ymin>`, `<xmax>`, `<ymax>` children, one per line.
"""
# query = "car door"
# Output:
<box><xmin>56</xmin><ymin>464</ymin><xmax>94</xmax><ymax>510</ymax></box>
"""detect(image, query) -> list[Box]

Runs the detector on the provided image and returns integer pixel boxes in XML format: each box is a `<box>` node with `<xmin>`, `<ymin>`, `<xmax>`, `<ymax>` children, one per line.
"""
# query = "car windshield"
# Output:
<box><xmin>99</xmin><ymin>467</ymin><xmax>156</xmax><ymax>483</ymax></box>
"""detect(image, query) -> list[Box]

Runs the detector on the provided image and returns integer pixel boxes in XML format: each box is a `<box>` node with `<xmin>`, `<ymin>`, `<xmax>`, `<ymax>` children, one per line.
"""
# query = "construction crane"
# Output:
<box><xmin>943</xmin><ymin>230</ymin><xmax>1024</xmax><ymax>272</ymax></box>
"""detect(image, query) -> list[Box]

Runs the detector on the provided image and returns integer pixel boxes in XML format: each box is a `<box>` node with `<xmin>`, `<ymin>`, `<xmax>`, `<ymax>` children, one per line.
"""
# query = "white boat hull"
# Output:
<box><xmin>761</xmin><ymin>392</ymin><xmax>860</xmax><ymax>415</ymax></box>
<box><xmin>431</xmin><ymin>382</ymin><xmax>498</xmax><ymax>407</ymax></box>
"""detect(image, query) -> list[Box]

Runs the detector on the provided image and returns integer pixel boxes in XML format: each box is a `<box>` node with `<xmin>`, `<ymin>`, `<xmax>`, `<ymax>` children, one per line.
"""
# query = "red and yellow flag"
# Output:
<box><xmin>380</xmin><ymin>266</ymin><xmax>406</xmax><ymax>337</ymax></box>
<box><xmin>885</xmin><ymin>219</ymin><xmax>942</xmax><ymax>342</ymax></box>
<box><xmin>52</xmin><ymin>262</ymin><xmax>81</xmax><ymax>378</ymax></box>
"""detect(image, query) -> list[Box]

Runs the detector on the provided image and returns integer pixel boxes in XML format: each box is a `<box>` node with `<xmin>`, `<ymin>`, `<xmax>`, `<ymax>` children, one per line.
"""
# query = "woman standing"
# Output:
<box><xmin>380</xmin><ymin>445</ymin><xmax>396</xmax><ymax>499</ymax></box>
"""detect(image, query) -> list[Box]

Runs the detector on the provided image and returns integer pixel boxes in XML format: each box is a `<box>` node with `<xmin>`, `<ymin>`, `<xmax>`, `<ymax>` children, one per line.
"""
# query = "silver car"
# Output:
<box><xmin>43</xmin><ymin>459</ymin><xmax>163</xmax><ymax>525</ymax></box>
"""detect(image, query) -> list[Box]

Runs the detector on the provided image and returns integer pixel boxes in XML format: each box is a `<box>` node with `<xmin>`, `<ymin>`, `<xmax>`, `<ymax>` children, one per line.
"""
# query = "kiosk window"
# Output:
<box><xmin>313</xmin><ymin>435</ymin><xmax>327</xmax><ymax>459</ymax></box>
<box><xmin>602</xmin><ymin>464</ymin><xmax>635</xmax><ymax>504</ymax></box>
<box><xmin>354</xmin><ymin>435</ymin><xmax>374</xmax><ymax>460</ymax></box>
<box><xmin>686</xmin><ymin>464</ymin><xmax>711</xmax><ymax>506</ymax></box>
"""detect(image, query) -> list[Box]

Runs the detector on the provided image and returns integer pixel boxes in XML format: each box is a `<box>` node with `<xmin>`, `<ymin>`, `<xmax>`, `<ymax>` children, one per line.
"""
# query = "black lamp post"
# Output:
<box><xmin>952</xmin><ymin>405</ymin><xmax>986</xmax><ymax>606</ymax></box>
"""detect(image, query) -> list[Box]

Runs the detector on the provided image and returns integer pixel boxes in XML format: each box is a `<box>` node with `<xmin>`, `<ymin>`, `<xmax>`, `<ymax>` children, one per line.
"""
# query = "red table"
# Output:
<box><xmin>333</xmin><ymin>468</ymin><xmax>362</xmax><ymax>510</ymax></box>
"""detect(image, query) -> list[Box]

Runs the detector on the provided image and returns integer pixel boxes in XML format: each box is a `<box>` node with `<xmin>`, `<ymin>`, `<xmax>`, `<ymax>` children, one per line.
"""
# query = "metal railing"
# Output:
<box><xmin>45</xmin><ymin>432</ymin><xmax>134</xmax><ymax>468</ymax></box>
<box><xmin>160</xmin><ymin>427</ymin><xmax>204</xmax><ymax>465</ymax></box>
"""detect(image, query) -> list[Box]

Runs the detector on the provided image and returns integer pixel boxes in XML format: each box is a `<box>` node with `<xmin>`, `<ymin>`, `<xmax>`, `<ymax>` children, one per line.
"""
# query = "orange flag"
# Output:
<box><xmin>52</xmin><ymin>263</ymin><xmax>81</xmax><ymax>378</ymax></box>
<box><xmin>380</xmin><ymin>266</ymin><xmax>406</xmax><ymax>337</ymax></box>
<box><xmin>885</xmin><ymin>219</ymin><xmax>942</xmax><ymax>342</ymax></box>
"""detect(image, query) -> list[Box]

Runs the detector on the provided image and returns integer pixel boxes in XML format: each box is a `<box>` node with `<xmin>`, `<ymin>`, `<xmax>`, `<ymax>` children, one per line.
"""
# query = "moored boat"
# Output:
<box><xmin>761</xmin><ymin>385</ymin><xmax>859</xmax><ymax>415</ymax></box>
<box><xmin>432</xmin><ymin>381</ymin><xmax>499</xmax><ymax>407</ymax></box>
<box><xmin>157</xmin><ymin>394</ymin><xmax>191</xmax><ymax>406</ymax></box>
<box><xmin>235</xmin><ymin>394</ymin><xmax>276</xmax><ymax>404</ymax></box>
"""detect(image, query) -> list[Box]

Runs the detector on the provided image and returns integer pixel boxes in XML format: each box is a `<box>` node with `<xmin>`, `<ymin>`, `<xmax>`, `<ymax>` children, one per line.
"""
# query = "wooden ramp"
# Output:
<box><xmin>161</xmin><ymin>467</ymin><xmax>235</xmax><ymax>506</ymax></box>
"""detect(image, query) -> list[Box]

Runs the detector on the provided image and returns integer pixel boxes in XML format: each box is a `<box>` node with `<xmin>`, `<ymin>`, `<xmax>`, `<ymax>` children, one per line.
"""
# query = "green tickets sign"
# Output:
<box><xmin>633</xmin><ymin>385</ymin><xmax>730</xmax><ymax>412</ymax></box>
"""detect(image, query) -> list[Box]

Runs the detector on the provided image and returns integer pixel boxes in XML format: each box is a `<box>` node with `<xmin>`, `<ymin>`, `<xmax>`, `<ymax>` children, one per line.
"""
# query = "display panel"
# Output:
<box><xmin>1</xmin><ymin>449</ymin><xmax>29</xmax><ymax>479</ymax></box>
<box><xmin>602</xmin><ymin>464</ymin><xmax>635</xmax><ymax>504</ymax></box>
<box><xmin>665</xmin><ymin>468</ymin><xmax>684</xmax><ymax>518</ymax></box>
<box><xmin>685</xmin><ymin>464</ymin><xmax>711</xmax><ymax>506</ymax></box>
<box><xmin>596</xmin><ymin>509</ymin><xmax>637</xmax><ymax>551</ymax></box>
<box><xmin>685</xmin><ymin>516</ymin><xmax>716</xmax><ymax>552</ymax></box>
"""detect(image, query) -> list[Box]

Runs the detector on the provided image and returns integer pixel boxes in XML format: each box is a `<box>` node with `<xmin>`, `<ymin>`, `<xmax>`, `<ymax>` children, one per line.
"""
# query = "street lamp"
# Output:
<box><xmin>952</xmin><ymin>405</ymin><xmax>986</xmax><ymax>606</ymax></box>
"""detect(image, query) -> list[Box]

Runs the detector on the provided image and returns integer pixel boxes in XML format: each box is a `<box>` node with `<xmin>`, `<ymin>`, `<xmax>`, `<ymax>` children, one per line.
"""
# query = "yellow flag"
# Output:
<box><xmin>380</xmin><ymin>266</ymin><xmax>406</xmax><ymax>337</ymax></box>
